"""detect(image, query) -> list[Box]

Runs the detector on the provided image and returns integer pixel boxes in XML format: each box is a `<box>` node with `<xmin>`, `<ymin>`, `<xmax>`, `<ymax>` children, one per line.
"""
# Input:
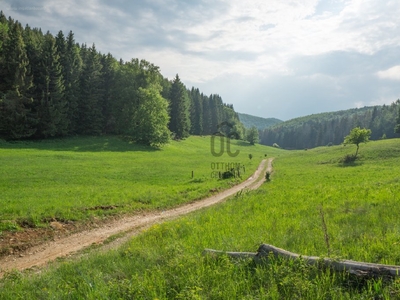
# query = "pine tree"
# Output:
<box><xmin>77</xmin><ymin>44</ymin><xmax>104</xmax><ymax>134</ymax></box>
<box><xmin>62</xmin><ymin>31</ymin><xmax>82</xmax><ymax>134</ymax></box>
<box><xmin>34</xmin><ymin>32</ymin><xmax>67</xmax><ymax>137</ymax></box>
<box><xmin>168</xmin><ymin>74</ymin><xmax>190</xmax><ymax>139</ymax></box>
<box><xmin>202</xmin><ymin>94</ymin><xmax>211</xmax><ymax>135</ymax></box>
<box><xmin>394</xmin><ymin>101</ymin><xmax>400</xmax><ymax>134</ymax></box>
<box><xmin>189</xmin><ymin>87</ymin><xmax>203</xmax><ymax>135</ymax></box>
<box><xmin>0</xmin><ymin>11</ymin><xmax>8</xmax><ymax>69</ymax></box>
<box><xmin>0</xmin><ymin>20</ymin><xmax>36</xmax><ymax>139</ymax></box>
<box><xmin>100</xmin><ymin>53</ymin><xmax>118</xmax><ymax>134</ymax></box>
<box><xmin>209</xmin><ymin>94</ymin><xmax>222</xmax><ymax>133</ymax></box>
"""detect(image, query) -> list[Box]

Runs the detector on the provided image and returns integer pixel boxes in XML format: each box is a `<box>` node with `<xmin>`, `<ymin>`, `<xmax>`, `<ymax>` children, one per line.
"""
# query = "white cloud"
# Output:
<box><xmin>2</xmin><ymin>0</ymin><xmax>400</xmax><ymax>119</ymax></box>
<box><xmin>377</xmin><ymin>65</ymin><xmax>400</xmax><ymax>81</ymax></box>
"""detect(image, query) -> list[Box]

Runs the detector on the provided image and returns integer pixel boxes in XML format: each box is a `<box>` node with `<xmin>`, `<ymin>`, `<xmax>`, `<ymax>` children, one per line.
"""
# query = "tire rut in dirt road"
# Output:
<box><xmin>0</xmin><ymin>158</ymin><xmax>273</xmax><ymax>277</ymax></box>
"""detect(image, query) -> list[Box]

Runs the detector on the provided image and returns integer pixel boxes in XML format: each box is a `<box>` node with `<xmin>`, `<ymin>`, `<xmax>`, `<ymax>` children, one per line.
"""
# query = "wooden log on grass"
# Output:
<box><xmin>203</xmin><ymin>244</ymin><xmax>400</xmax><ymax>277</ymax></box>
<box><xmin>203</xmin><ymin>249</ymin><xmax>257</xmax><ymax>260</ymax></box>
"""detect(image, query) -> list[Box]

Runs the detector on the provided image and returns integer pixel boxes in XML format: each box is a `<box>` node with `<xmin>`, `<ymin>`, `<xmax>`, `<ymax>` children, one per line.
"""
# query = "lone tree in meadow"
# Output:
<box><xmin>343</xmin><ymin>127</ymin><xmax>372</xmax><ymax>157</ymax></box>
<box><xmin>246</xmin><ymin>126</ymin><xmax>259</xmax><ymax>145</ymax></box>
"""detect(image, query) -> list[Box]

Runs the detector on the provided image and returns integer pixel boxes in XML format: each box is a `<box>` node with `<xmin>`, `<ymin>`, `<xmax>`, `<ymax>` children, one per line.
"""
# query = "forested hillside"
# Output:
<box><xmin>260</xmin><ymin>102</ymin><xmax>400</xmax><ymax>149</ymax></box>
<box><xmin>0</xmin><ymin>13</ymin><xmax>244</xmax><ymax>145</ymax></box>
<box><xmin>237</xmin><ymin>113</ymin><xmax>282</xmax><ymax>130</ymax></box>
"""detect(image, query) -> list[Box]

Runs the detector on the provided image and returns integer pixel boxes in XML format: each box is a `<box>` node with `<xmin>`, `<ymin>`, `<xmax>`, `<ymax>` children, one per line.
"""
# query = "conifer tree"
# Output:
<box><xmin>168</xmin><ymin>74</ymin><xmax>190</xmax><ymax>139</ymax></box>
<box><xmin>100</xmin><ymin>53</ymin><xmax>118</xmax><ymax>134</ymax></box>
<box><xmin>62</xmin><ymin>31</ymin><xmax>82</xmax><ymax>133</ymax></box>
<box><xmin>34</xmin><ymin>32</ymin><xmax>67</xmax><ymax>137</ymax></box>
<box><xmin>201</xmin><ymin>94</ymin><xmax>212</xmax><ymax>135</ymax></box>
<box><xmin>395</xmin><ymin>104</ymin><xmax>400</xmax><ymax>134</ymax></box>
<box><xmin>77</xmin><ymin>44</ymin><xmax>104</xmax><ymax>134</ymax></box>
<box><xmin>0</xmin><ymin>20</ymin><xmax>36</xmax><ymax>139</ymax></box>
<box><xmin>189</xmin><ymin>87</ymin><xmax>203</xmax><ymax>135</ymax></box>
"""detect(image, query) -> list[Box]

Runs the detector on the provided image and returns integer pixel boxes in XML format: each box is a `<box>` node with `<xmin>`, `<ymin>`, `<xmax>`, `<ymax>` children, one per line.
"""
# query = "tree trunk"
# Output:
<box><xmin>203</xmin><ymin>244</ymin><xmax>400</xmax><ymax>277</ymax></box>
<box><xmin>355</xmin><ymin>144</ymin><xmax>359</xmax><ymax>157</ymax></box>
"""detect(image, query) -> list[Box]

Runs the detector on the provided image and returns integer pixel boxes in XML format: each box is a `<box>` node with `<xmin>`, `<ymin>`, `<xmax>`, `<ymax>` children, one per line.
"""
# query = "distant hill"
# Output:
<box><xmin>259</xmin><ymin>101</ymin><xmax>400</xmax><ymax>149</ymax></box>
<box><xmin>238</xmin><ymin>113</ymin><xmax>283</xmax><ymax>130</ymax></box>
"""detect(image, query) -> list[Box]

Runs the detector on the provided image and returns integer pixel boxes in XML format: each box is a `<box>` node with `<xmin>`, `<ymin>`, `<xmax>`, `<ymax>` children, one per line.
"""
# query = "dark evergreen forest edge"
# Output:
<box><xmin>0</xmin><ymin>12</ymin><xmax>245</xmax><ymax>146</ymax></box>
<box><xmin>260</xmin><ymin>102</ymin><xmax>400</xmax><ymax>149</ymax></box>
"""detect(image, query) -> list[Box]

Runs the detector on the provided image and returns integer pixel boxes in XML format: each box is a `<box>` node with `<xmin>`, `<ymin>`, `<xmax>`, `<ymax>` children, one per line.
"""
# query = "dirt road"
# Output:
<box><xmin>0</xmin><ymin>158</ymin><xmax>273</xmax><ymax>276</ymax></box>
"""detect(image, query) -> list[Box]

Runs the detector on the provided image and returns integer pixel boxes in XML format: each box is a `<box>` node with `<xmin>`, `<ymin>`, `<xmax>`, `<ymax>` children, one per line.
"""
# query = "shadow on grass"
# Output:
<box><xmin>234</xmin><ymin>140</ymin><xmax>255</xmax><ymax>147</ymax></box>
<box><xmin>0</xmin><ymin>135</ymin><xmax>160</xmax><ymax>152</ymax></box>
<box><xmin>337</xmin><ymin>162</ymin><xmax>363</xmax><ymax>167</ymax></box>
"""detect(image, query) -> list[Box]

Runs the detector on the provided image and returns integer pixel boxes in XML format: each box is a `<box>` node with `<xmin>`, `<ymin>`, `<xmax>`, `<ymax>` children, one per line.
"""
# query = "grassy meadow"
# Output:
<box><xmin>1</xmin><ymin>137</ymin><xmax>400</xmax><ymax>299</ymax></box>
<box><xmin>0</xmin><ymin>136</ymin><xmax>277</xmax><ymax>231</ymax></box>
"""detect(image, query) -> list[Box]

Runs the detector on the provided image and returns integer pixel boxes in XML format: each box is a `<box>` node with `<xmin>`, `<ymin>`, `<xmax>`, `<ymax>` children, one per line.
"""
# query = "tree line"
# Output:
<box><xmin>260</xmin><ymin>101</ymin><xmax>400</xmax><ymax>149</ymax></box>
<box><xmin>0</xmin><ymin>13</ymin><xmax>244</xmax><ymax>146</ymax></box>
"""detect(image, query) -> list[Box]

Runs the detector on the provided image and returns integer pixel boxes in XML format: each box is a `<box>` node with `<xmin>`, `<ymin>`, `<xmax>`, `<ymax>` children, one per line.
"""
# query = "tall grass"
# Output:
<box><xmin>1</xmin><ymin>138</ymin><xmax>400</xmax><ymax>298</ymax></box>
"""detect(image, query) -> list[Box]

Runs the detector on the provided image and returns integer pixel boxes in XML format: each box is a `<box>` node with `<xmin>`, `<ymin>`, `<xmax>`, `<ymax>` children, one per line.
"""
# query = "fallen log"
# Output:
<box><xmin>203</xmin><ymin>244</ymin><xmax>400</xmax><ymax>277</ymax></box>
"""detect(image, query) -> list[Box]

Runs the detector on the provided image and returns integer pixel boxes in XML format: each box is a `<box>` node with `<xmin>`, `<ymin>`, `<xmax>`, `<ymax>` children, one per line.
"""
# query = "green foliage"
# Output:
<box><xmin>77</xmin><ymin>44</ymin><xmax>104</xmax><ymax>135</ymax></box>
<box><xmin>132</xmin><ymin>85</ymin><xmax>170</xmax><ymax>147</ymax></box>
<box><xmin>34</xmin><ymin>33</ymin><xmax>68</xmax><ymax>138</ymax></box>
<box><xmin>189</xmin><ymin>87</ymin><xmax>203</xmax><ymax>135</ymax></box>
<box><xmin>395</xmin><ymin>104</ymin><xmax>400</xmax><ymax>134</ymax></box>
<box><xmin>246</xmin><ymin>126</ymin><xmax>259</xmax><ymax>145</ymax></box>
<box><xmin>344</xmin><ymin>127</ymin><xmax>372</xmax><ymax>157</ymax></box>
<box><xmin>168</xmin><ymin>74</ymin><xmax>191</xmax><ymax>139</ymax></box>
<box><xmin>0</xmin><ymin>20</ymin><xmax>37</xmax><ymax>140</ymax></box>
<box><xmin>341</xmin><ymin>153</ymin><xmax>357</xmax><ymax>164</ymax></box>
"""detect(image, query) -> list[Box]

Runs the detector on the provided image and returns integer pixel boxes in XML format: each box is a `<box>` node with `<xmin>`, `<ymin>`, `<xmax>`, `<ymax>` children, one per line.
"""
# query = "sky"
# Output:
<box><xmin>1</xmin><ymin>0</ymin><xmax>400</xmax><ymax>120</ymax></box>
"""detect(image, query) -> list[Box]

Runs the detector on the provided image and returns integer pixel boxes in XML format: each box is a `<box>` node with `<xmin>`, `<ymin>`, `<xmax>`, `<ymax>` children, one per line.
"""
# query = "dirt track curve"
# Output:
<box><xmin>0</xmin><ymin>158</ymin><xmax>273</xmax><ymax>276</ymax></box>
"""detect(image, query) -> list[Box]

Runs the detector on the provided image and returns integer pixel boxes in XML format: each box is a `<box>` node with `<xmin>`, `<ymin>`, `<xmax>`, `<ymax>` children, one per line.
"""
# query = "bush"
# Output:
<box><xmin>341</xmin><ymin>154</ymin><xmax>357</xmax><ymax>164</ymax></box>
<box><xmin>221</xmin><ymin>169</ymin><xmax>236</xmax><ymax>179</ymax></box>
<box><xmin>265</xmin><ymin>172</ymin><xmax>271</xmax><ymax>181</ymax></box>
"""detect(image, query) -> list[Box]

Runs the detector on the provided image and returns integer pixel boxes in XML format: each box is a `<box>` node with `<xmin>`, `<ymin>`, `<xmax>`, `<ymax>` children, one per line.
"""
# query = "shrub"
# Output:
<box><xmin>221</xmin><ymin>169</ymin><xmax>236</xmax><ymax>179</ymax></box>
<box><xmin>341</xmin><ymin>154</ymin><xmax>357</xmax><ymax>164</ymax></box>
<box><xmin>265</xmin><ymin>172</ymin><xmax>271</xmax><ymax>181</ymax></box>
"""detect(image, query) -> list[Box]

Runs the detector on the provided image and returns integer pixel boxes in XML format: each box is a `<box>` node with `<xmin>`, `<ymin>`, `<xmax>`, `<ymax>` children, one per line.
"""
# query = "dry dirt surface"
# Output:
<box><xmin>0</xmin><ymin>158</ymin><xmax>273</xmax><ymax>277</ymax></box>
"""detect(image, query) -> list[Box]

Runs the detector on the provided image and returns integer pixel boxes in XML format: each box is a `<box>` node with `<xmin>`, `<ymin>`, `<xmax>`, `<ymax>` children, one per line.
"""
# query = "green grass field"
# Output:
<box><xmin>0</xmin><ymin>136</ymin><xmax>277</xmax><ymax>231</ymax></box>
<box><xmin>1</xmin><ymin>137</ymin><xmax>400</xmax><ymax>299</ymax></box>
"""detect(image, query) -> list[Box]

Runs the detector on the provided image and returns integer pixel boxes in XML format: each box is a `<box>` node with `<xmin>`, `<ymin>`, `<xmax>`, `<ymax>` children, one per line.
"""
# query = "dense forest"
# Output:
<box><xmin>237</xmin><ymin>113</ymin><xmax>282</xmax><ymax>130</ymax></box>
<box><xmin>0</xmin><ymin>12</ymin><xmax>244</xmax><ymax>146</ymax></box>
<box><xmin>260</xmin><ymin>102</ymin><xmax>400</xmax><ymax>149</ymax></box>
